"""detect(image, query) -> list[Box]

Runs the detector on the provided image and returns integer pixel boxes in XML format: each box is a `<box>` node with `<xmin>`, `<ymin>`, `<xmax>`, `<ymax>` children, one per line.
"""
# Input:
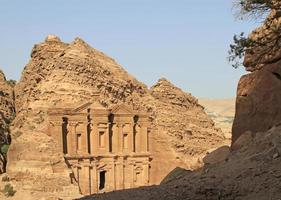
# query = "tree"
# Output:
<box><xmin>229</xmin><ymin>0</ymin><xmax>281</xmax><ymax>69</ymax></box>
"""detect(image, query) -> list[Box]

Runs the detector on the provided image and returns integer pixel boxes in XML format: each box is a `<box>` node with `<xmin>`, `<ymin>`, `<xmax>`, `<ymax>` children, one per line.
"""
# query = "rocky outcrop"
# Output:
<box><xmin>0</xmin><ymin>70</ymin><xmax>15</xmax><ymax>173</ymax></box>
<box><xmin>81</xmin><ymin>125</ymin><xmax>281</xmax><ymax>200</ymax></box>
<box><xmin>6</xmin><ymin>35</ymin><xmax>226</xmax><ymax>198</ymax></box>
<box><xmin>232</xmin><ymin>5</ymin><xmax>281</xmax><ymax>144</ymax></box>
<box><xmin>150</xmin><ymin>78</ymin><xmax>225</xmax><ymax>166</ymax></box>
<box><xmin>244</xmin><ymin>6</ymin><xmax>281</xmax><ymax>71</ymax></box>
<box><xmin>232</xmin><ymin>59</ymin><xmax>281</xmax><ymax>143</ymax></box>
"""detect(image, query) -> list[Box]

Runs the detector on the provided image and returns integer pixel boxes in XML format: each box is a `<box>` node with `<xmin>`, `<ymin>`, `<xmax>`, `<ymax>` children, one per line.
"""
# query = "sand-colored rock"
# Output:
<box><xmin>232</xmin><ymin>59</ymin><xmax>281</xmax><ymax>144</ymax></box>
<box><xmin>244</xmin><ymin>4</ymin><xmax>281</xmax><ymax>71</ymax></box>
<box><xmin>81</xmin><ymin>125</ymin><xmax>281</xmax><ymax>200</ymax></box>
<box><xmin>6</xmin><ymin>35</ymin><xmax>226</xmax><ymax>198</ymax></box>
<box><xmin>0</xmin><ymin>70</ymin><xmax>15</xmax><ymax>173</ymax></box>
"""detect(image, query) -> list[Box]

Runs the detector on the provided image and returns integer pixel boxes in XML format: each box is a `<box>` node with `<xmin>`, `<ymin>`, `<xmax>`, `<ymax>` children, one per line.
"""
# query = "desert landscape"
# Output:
<box><xmin>0</xmin><ymin>1</ymin><xmax>281</xmax><ymax>200</ymax></box>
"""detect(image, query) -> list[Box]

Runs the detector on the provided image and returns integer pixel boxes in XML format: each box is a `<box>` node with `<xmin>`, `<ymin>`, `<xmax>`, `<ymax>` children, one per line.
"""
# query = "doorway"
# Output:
<box><xmin>99</xmin><ymin>171</ymin><xmax>106</xmax><ymax>191</ymax></box>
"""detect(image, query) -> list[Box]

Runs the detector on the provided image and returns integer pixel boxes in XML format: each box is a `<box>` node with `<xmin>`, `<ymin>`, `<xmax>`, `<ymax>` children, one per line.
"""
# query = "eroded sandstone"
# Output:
<box><xmin>0</xmin><ymin>70</ymin><xmax>15</xmax><ymax>173</ymax></box>
<box><xmin>5</xmin><ymin>35</ymin><xmax>226</xmax><ymax>198</ymax></box>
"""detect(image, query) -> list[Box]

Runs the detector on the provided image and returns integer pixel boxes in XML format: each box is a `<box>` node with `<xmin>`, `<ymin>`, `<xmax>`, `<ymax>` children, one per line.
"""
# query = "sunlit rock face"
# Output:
<box><xmin>6</xmin><ymin>35</ymin><xmax>225</xmax><ymax>198</ymax></box>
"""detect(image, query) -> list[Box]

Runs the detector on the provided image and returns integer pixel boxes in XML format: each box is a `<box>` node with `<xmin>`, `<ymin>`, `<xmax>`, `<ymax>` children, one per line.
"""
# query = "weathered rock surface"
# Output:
<box><xmin>232</xmin><ymin>3</ymin><xmax>281</xmax><ymax>144</ymax></box>
<box><xmin>232</xmin><ymin>46</ymin><xmax>281</xmax><ymax>144</ymax></box>
<box><xmin>6</xmin><ymin>35</ymin><xmax>226</xmax><ymax>198</ymax></box>
<box><xmin>81</xmin><ymin>125</ymin><xmax>281</xmax><ymax>200</ymax></box>
<box><xmin>244</xmin><ymin>4</ymin><xmax>281</xmax><ymax>71</ymax></box>
<box><xmin>0</xmin><ymin>70</ymin><xmax>14</xmax><ymax>173</ymax></box>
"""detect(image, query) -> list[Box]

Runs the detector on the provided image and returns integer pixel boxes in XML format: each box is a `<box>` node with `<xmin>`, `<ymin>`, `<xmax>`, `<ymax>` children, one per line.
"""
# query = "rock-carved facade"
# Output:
<box><xmin>48</xmin><ymin>102</ymin><xmax>151</xmax><ymax>195</ymax></box>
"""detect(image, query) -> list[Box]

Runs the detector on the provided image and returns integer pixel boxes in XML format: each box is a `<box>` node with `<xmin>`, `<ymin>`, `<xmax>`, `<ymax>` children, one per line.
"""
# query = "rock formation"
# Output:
<box><xmin>232</xmin><ymin>60</ymin><xmax>281</xmax><ymax>143</ymax></box>
<box><xmin>232</xmin><ymin>7</ymin><xmax>281</xmax><ymax>144</ymax></box>
<box><xmin>79</xmin><ymin>7</ymin><xmax>281</xmax><ymax>198</ymax></box>
<box><xmin>81</xmin><ymin>125</ymin><xmax>281</xmax><ymax>200</ymax></box>
<box><xmin>4</xmin><ymin>35</ymin><xmax>226</xmax><ymax>198</ymax></box>
<box><xmin>0</xmin><ymin>70</ymin><xmax>14</xmax><ymax>173</ymax></box>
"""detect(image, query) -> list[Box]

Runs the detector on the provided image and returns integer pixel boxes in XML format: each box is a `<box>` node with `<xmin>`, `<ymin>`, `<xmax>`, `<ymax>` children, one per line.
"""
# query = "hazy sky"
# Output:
<box><xmin>0</xmin><ymin>1</ymin><xmax>258</xmax><ymax>98</ymax></box>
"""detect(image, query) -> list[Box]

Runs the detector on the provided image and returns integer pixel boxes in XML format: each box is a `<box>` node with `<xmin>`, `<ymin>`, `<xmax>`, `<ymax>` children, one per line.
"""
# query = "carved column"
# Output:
<box><xmin>129</xmin><ymin>162</ymin><xmax>134</xmax><ymax>188</ymax></box>
<box><xmin>116</xmin><ymin>157</ymin><xmax>124</xmax><ymax>190</ymax></box>
<box><xmin>118</xmin><ymin>124</ymin><xmax>123</xmax><ymax>153</ymax></box>
<box><xmin>111</xmin><ymin>124</ymin><xmax>118</xmax><ymax>153</ymax></box>
<box><xmin>68</xmin><ymin>122</ymin><xmax>76</xmax><ymax>155</ymax></box>
<box><xmin>112</xmin><ymin>161</ymin><xmax>116</xmax><ymax>191</ymax></box>
<box><xmin>90</xmin><ymin>161</ymin><xmax>98</xmax><ymax>194</ymax></box>
<box><xmin>82</xmin><ymin>122</ymin><xmax>89</xmax><ymax>154</ymax></box>
<box><xmin>79</xmin><ymin>160</ymin><xmax>91</xmax><ymax>195</ymax></box>
<box><xmin>91</xmin><ymin>123</ymin><xmax>98</xmax><ymax>154</ymax></box>
<box><xmin>105</xmin><ymin>123</ymin><xmax>110</xmax><ymax>153</ymax></box>
<box><xmin>135</xmin><ymin>124</ymin><xmax>141</xmax><ymax>153</ymax></box>
<box><xmin>143</xmin><ymin>162</ymin><xmax>149</xmax><ymax>185</ymax></box>
<box><xmin>130</xmin><ymin>123</ymin><xmax>134</xmax><ymax>153</ymax></box>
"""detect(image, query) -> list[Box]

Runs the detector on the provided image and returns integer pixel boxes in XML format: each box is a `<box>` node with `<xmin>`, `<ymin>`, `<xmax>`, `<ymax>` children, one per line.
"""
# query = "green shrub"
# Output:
<box><xmin>1</xmin><ymin>144</ymin><xmax>9</xmax><ymax>157</ymax></box>
<box><xmin>1</xmin><ymin>184</ymin><xmax>16</xmax><ymax>197</ymax></box>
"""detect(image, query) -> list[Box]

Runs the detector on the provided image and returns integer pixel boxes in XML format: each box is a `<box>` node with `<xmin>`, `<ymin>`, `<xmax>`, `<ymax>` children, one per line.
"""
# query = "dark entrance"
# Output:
<box><xmin>99</xmin><ymin>171</ymin><xmax>106</xmax><ymax>190</ymax></box>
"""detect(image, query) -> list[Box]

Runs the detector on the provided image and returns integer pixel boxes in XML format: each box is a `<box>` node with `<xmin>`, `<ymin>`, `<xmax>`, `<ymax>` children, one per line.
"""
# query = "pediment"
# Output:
<box><xmin>111</xmin><ymin>104</ymin><xmax>134</xmax><ymax>115</ymax></box>
<box><xmin>72</xmin><ymin>101</ymin><xmax>107</xmax><ymax>113</ymax></box>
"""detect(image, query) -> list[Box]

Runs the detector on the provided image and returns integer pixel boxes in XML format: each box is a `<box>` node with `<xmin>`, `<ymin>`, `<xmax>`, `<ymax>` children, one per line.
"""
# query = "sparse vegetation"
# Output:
<box><xmin>1</xmin><ymin>144</ymin><xmax>9</xmax><ymax>158</ymax></box>
<box><xmin>1</xmin><ymin>184</ymin><xmax>16</xmax><ymax>197</ymax></box>
<box><xmin>229</xmin><ymin>0</ymin><xmax>281</xmax><ymax>68</ymax></box>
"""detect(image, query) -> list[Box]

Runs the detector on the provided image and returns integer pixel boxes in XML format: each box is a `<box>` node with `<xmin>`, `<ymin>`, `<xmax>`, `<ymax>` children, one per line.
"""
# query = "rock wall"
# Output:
<box><xmin>232</xmin><ymin>59</ymin><xmax>281</xmax><ymax>143</ymax></box>
<box><xmin>6</xmin><ymin>35</ymin><xmax>226</xmax><ymax>198</ymax></box>
<box><xmin>0</xmin><ymin>70</ymin><xmax>14</xmax><ymax>173</ymax></box>
<box><xmin>232</xmin><ymin>7</ymin><xmax>281</xmax><ymax>144</ymax></box>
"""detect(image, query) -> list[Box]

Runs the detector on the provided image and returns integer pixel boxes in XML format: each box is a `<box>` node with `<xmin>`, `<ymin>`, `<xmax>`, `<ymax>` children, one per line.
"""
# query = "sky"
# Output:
<box><xmin>0</xmin><ymin>0</ymin><xmax>259</xmax><ymax>98</ymax></box>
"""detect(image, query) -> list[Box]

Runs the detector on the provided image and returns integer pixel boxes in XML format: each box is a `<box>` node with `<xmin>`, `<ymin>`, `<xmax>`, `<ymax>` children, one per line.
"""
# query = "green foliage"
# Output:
<box><xmin>1</xmin><ymin>184</ymin><xmax>16</xmax><ymax>197</ymax></box>
<box><xmin>228</xmin><ymin>32</ymin><xmax>256</xmax><ymax>68</ymax></box>
<box><xmin>229</xmin><ymin>0</ymin><xmax>280</xmax><ymax>68</ymax></box>
<box><xmin>233</xmin><ymin>0</ymin><xmax>274</xmax><ymax>20</ymax></box>
<box><xmin>1</xmin><ymin>144</ymin><xmax>9</xmax><ymax>157</ymax></box>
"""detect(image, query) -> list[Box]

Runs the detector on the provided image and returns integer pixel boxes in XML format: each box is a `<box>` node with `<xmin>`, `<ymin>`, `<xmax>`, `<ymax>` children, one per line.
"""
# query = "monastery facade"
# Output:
<box><xmin>48</xmin><ymin>102</ymin><xmax>151</xmax><ymax>195</ymax></box>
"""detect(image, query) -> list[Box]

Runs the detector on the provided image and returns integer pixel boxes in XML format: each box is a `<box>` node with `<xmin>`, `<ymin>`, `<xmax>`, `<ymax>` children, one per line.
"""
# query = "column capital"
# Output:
<box><xmin>50</xmin><ymin>121</ymin><xmax>63</xmax><ymax>126</ymax></box>
<box><xmin>69</xmin><ymin>121</ymin><xmax>79</xmax><ymax>126</ymax></box>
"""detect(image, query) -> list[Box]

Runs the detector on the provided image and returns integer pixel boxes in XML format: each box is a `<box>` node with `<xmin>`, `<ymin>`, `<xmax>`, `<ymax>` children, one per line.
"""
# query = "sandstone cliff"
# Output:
<box><xmin>5</xmin><ymin>35</ymin><xmax>226</xmax><ymax>198</ymax></box>
<box><xmin>0</xmin><ymin>70</ymin><xmax>14</xmax><ymax>173</ymax></box>
<box><xmin>232</xmin><ymin>6</ymin><xmax>281</xmax><ymax>144</ymax></box>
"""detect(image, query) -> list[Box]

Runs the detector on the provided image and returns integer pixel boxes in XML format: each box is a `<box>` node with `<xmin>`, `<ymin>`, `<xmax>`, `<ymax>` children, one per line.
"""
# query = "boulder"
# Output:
<box><xmin>232</xmin><ymin>59</ymin><xmax>281</xmax><ymax>144</ymax></box>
